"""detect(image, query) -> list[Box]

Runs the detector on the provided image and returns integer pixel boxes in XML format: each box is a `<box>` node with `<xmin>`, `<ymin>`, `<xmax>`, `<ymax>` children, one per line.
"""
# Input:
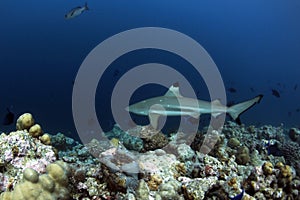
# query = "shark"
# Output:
<box><xmin>126</xmin><ymin>83</ymin><xmax>263</xmax><ymax>129</ymax></box>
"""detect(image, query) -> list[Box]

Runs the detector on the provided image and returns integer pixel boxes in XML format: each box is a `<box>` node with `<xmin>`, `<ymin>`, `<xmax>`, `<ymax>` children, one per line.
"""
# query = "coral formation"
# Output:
<box><xmin>1</xmin><ymin>112</ymin><xmax>300</xmax><ymax>199</ymax></box>
<box><xmin>142</xmin><ymin>132</ymin><xmax>169</xmax><ymax>151</ymax></box>
<box><xmin>0</xmin><ymin>161</ymin><xmax>70</xmax><ymax>200</ymax></box>
<box><xmin>16</xmin><ymin>113</ymin><xmax>35</xmax><ymax>131</ymax></box>
<box><xmin>40</xmin><ymin>134</ymin><xmax>51</xmax><ymax>145</ymax></box>
<box><xmin>147</xmin><ymin>174</ymin><xmax>162</xmax><ymax>190</ymax></box>
<box><xmin>135</xmin><ymin>180</ymin><xmax>149</xmax><ymax>200</ymax></box>
<box><xmin>236</xmin><ymin>146</ymin><xmax>250</xmax><ymax>165</ymax></box>
<box><xmin>0</xmin><ymin>131</ymin><xmax>56</xmax><ymax>192</ymax></box>
<box><xmin>28</xmin><ymin>124</ymin><xmax>43</xmax><ymax>137</ymax></box>
<box><xmin>105</xmin><ymin>124</ymin><xmax>144</xmax><ymax>151</ymax></box>
<box><xmin>228</xmin><ymin>137</ymin><xmax>240</xmax><ymax>148</ymax></box>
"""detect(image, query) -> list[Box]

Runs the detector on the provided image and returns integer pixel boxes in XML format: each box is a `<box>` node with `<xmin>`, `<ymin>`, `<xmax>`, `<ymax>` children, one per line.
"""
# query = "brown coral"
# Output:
<box><xmin>262</xmin><ymin>161</ymin><xmax>273</xmax><ymax>175</ymax></box>
<box><xmin>142</xmin><ymin>132</ymin><xmax>168</xmax><ymax>151</ymax></box>
<box><xmin>147</xmin><ymin>174</ymin><xmax>163</xmax><ymax>191</ymax></box>
<box><xmin>235</xmin><ymin>146</ymin><xmax>250</xmax><ymax>165</ymax></box>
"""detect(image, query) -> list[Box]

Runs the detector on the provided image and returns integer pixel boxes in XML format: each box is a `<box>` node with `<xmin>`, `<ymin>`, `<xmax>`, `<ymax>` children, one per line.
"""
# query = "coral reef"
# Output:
<box><xmin>142</xmin><ymin>131</ymin><xmax>169</xmax><ymax>151</ymax></box>
<box><xmin>0</xmin><ymin>161</ymin><xmax>70</xmax><ymax>200</ymax></box>
<box><xmin>105</xmin><ymin>124</ymin><xmax>144</xmax><ymax>151</ymax></box>
<box><xmin>0</xmin><ymin>131</ymin><xmax>56</xmax><ymax>192</ymax></box>
<box><xmin>1</xmin><ymin>112</ymin><xmax>300</xmax><ymax>199</ymax></box>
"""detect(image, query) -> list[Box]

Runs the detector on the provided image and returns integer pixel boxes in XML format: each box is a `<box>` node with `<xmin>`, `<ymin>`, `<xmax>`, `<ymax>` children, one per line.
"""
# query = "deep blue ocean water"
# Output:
<box><xmin>1</xmin><ymin>0</ymin><xmax>300</xmax><ymax>138</ymax></box>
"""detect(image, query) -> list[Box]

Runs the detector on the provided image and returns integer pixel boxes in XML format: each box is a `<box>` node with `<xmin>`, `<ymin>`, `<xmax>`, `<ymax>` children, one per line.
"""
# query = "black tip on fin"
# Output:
<box><xmin>173</xmin><ymin>82</ymin><xmax>179</xmax><ymax>87</ymax></box>
<box><xmin>257</xmin><ymin>94</ymin><xmax>263</xmax><ymax>103</ymax></box>
<box><xmin>235</xmin><ymin>117</ymin><xmax>242</xmax><ymax>125</ymax></box>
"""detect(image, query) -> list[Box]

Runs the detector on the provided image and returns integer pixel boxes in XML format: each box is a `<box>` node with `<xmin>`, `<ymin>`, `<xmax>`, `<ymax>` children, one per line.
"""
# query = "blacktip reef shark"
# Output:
<box><xmin>126</xmin><ymin>83</ymin><xmax>263</xmax><ymax>129</ymax></box>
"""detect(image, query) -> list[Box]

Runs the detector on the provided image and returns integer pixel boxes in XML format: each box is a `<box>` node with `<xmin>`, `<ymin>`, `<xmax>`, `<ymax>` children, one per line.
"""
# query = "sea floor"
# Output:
<box><xmin>0</xmin><ymin>113</ymin><xmax>300</xmax><ymax>200</ymax></box>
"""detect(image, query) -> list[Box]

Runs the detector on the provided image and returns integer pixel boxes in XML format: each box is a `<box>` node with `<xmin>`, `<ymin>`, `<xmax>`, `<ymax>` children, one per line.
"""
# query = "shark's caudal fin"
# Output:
<box><xmin>227</xmin><ymin>95</ymin><xmax>263</xmax><ymax>125</ymax></box>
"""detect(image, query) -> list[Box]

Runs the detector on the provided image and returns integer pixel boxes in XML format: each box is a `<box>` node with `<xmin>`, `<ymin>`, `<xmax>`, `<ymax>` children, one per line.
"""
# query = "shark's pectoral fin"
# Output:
<box><xmin>149</xmin><ymin>113</ymin><xmax>160</xmax><ymax>129</ymax></box>
<box><xmin>211</xmin><ymin>112</ymin><xmax>222</xmax><ymax>118</ymax></box>
<box><xmin>211</xmin><ymin>99</ymin><xmax>224</xmax><ymax>118</ymax></box>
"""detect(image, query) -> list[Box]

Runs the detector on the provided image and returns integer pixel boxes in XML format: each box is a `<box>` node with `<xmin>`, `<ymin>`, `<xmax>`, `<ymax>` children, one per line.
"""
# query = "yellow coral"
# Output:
<box><xmin>147</xmin><ymin>174</ymin><xmax>163</xmax><ymax>191</ymax></box>
<box><xmin>16</xmin><ymin>113</ymin><xmax>35</xmax><ymax>130</ymax></box>
<box><xmin>0</xmin><ymin>161</ymin><xmax>70</xmax><ymax>200</ymax></box>
<box><xmin>275</xmin><ymin>161</ymin><xmax>284</xmax><ymax>169</ymax></box>
<box><xmin>110</xmin><ymin>138</ymin><xmax>120</xmax><ymax>147</ymax></box>
<box><xmin>280</xmin><ymin>165</ymin><xmax>292</xmax><ymax>178</ymax></box>
<box><xmin>262</xmin><ymin>161</ymin><xmax>273</xmax><ymax>175</ymax></box>
<box><xmin>174</xmin><ymin>162</ymin><xmax>187</xmax><ymax>177</ymax></box>
<box><xmin>40</xmin><ymin>134</ymin><xmax>51</xmax><ymax>145</ymax></box>
<box><xmin>29</xmin><ymin>124</ymin><xmax>43</xmax><ymax>137</ymax></box>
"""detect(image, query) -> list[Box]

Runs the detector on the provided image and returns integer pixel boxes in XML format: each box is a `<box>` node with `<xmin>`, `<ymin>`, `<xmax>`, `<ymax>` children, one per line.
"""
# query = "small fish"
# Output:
<box><xmin>230</xmin><ymin>189</ymin><xmax>244</xmax><ymax>200</ymax></box>
<box><xmin>2</xmin><ymin>107</ymin><xmax>14</xmax><ymax>125</ymax></box>
<box><xmin>250</xmin><ymin>87</ymin><xmax>255</xmax><ymax>92</ymax></box>
<box><xmin>294</xmin><ymin>84</ymin><xmax>298</xmax><ymax>91</ymax></box>
<box><xmin>65</xmin><ymin>3</ymin><xmax>89</xmax><ymax>19</ymax></box>
<box><xmin>113</xmin><ymin>69</ymin><xmax>120</xmax><ymax>77</ymax></box>
<box><xmin>227</xmin><ymin>87</ymin><xmax>237</xmax><ymax>93</ymax></box>
<box><xmin>271</xmin><ymin>89</ymin><xmax>280</xmax><ymax>98</ymax></box>
<box><xmin>296</xmin><ymin>108</ymin><xmax>300</xmax><ymax>112</ymax></box>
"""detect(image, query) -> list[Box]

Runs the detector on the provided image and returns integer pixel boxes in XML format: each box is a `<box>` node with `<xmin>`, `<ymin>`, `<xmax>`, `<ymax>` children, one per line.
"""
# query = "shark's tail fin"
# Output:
<box><xmin>228</xmin><ymin>95</ymin><xmax>263</xmax><ymax>125</ymax></box>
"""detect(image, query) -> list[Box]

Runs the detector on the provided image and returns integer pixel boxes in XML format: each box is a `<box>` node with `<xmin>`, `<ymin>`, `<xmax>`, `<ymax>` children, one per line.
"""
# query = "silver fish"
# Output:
<box><xmin>65</xmin><ymin>3</ymin><xmax>89</xmax><ymax>19</ymax></box>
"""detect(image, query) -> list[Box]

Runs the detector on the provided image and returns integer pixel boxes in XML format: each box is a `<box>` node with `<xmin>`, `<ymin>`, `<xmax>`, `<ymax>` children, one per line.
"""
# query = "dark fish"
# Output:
<box><xmin>3</xmin><ymin>107</ymin><xmax>14</xmax><ymax>125</ymax></box>
<box><xmin>227</xmin><ymin>87</ymin><xmax>237</xmax><ymax>93</ymax></box>
<box><xmin>65</xmin><ymin>3</ymin><xmax>89</xmax><ymax>19</ymax></box>
<box><xmin>250</xmin><ymin>87</ymin><xmax>255</xmax><ymax>92</ymax></box>
<box><xmin>271</xmin><ymin>89</ymin><xmax>280</xmax><ymax>98</ymax></box>
<box><xmin>230</xmin><ymin>189</ymin><xmax>244</xmax><ymax>200</ymax></box>
<box><xmin>113</xmin><ymin>69</ymin><xmax>120</xmax><ymax>77</ymax></box>
<box><xmin>296</xmin><ymin>108</ymin><xmax>300</xmax><ymax>112</ymax></box>
<box><xmin>294</xmin><ymin>84</ymin><xmax>298</xmax><ymax>91</ymax></box>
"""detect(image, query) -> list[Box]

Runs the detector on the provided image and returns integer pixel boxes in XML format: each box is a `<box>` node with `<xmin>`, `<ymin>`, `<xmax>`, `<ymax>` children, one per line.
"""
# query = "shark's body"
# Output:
<box><xmin>126</xmin><ymin>84</ymin><xmax>263</xmax><ymax>129</ymax></box>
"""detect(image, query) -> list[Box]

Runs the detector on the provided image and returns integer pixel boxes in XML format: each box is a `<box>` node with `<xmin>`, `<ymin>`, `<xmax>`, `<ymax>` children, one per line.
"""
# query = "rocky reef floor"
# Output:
<box><xmin>0</xmin><ymin>113</ymin><xmax>300</xmax><ymax>200</ymax></box>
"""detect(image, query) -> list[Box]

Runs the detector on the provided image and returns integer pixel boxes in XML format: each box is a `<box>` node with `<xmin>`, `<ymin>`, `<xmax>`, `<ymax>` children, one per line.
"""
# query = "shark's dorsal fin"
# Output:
<box><xmin>211</xmin><ymin>99</ymin><xmax>223</xmax><ymax>107</ymax></box>
<box><xmin>164</xmin><ymin>82</ymin><xmax>182</xmax><ymax>97</ymax></box>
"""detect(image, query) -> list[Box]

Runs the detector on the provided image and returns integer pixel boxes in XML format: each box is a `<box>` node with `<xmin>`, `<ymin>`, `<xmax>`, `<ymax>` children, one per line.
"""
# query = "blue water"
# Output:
<box><xmin>1</xmin><ymin>0</ymin><xmax>300</xmax><ymax>138</ymax></box>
